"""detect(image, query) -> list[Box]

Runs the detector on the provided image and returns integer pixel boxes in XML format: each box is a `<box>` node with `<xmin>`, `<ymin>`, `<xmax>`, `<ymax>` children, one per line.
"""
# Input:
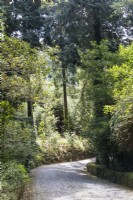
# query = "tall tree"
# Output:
<box><xmin>0</xmin><ymin>36</ymin><xmax>47</xmax><ymax>126</ymax></box>
<box><xmin>2</xmin><ymin>0</ymin><xmax>43</xmax><ymax>122</ymax></box>
<box><xmin>43</xmin><ymin>0</ymin><xmax>119</xmax><ymax>130</ymax></box>
<box><xmin>3</xmin><ymin>0</ymin><xmax>43</xmax><ymax>46</ymax></box>
<box><xmin>105</xmin><ymin>42</ymin><xmax>133</xmax><ymax>170</ymax></box>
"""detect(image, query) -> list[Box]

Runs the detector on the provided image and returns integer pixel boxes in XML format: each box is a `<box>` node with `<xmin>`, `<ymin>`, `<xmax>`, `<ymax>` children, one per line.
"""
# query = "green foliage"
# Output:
<box><xmin>111</xmin><ymin>0</ymin><xmax>133</xmax><ymax>43</ymax></box>
<box><xmin>1</xmin><ymin>120</ymin><xmax>35</xmax><ymax>163</ymax></box>
<box><xmin>37</xmin><ymin>132</ymin><xmax>94</xmax><ymax>163</ymax></box>
<box><xmin>0</xmin><ymin>35</ymin><xmax>54</xmax><ymax>199</ymax></box>
<box><xmin>1</xmin><ymin>161</ymin><xmax>29</xmax><ymax>200</ymax></box>
<box><xmin>0</xmin><ymin>101</ymin><xmax>15</xmax><ymax>125</ymax></box>
<box><xmin>79</xmin><ymin>41</ymin><xmax>117</xmax><ymax>153</ymax></box>
<box><xmin>35</xmin><ymin>103</ymin><xmax>58</xmax><ymax>135</ymax></box>
<box><xmin>1</xmin><ymin>36</ymin><xmax>47</xmax><ymax>104</ymax></box>
<box><xmin>33</xmin><ymin>78</ymin><xmax>59</xmax><ymax>135</ymax></box>
<box><xmin>78</xmin><ymin>41</ymin><xmax>131</xmax><ymax>170</ymax></box>
<box><xmin>3</xmin><ymin>0</ymin><xmax>43</xmax><ymax>46</ymax></box>
<box><xmin>87</xmin><ymin>163</ymin><xmax>133</xmax><ymax>189</ymax></box>
<box><xmin>104</xmin><ymin>43</ymin><xmax>133</xmax><ymax>170</ymax></box>
<box><xmin>66</xmin><ymin>68</ymin><xmax>94</xmax><ymax>134</ymax></box>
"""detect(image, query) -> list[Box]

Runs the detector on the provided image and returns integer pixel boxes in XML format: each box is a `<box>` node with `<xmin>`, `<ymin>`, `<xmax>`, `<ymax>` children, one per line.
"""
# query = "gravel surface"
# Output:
<box><xmin>21</xmin><ymin>159</ymin><xmax>133</xmax><ymax>200</ymax></box>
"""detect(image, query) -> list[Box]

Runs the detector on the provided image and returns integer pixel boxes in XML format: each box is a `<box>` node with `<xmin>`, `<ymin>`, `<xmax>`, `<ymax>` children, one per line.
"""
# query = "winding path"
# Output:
<box><xmin>22</xmin><ymin>159</ymin><xmax>133</xmax><ymax>200</ymax></box>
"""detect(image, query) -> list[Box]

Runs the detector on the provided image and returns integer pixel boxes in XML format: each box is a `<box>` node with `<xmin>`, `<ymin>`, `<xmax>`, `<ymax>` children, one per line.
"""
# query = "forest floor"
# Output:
<box><xmin>21</xmin><ymin>159</ymin><xmax>133</xmax><ymax>200</ymax></box>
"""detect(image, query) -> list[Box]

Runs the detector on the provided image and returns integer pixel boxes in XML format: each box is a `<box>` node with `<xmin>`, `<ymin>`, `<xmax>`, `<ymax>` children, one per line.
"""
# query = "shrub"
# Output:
<box><xmin>1</xmin><ymin>120</ymin><xmax>41</xmax><ymax>169</ymax></box>
<box><xmin>1</xmin><ymin>161</ymin><xmax>29</xmax><ymax>200</ymax></box>
<box><xmin>87</xmin><ymin>163</ymin><xmax>133</xmax><ymax>189</ymax></box>
<box><xmin>38</xmin><ymin>132</ymin><xmax>94</xmax><ymax>163</ymax></box>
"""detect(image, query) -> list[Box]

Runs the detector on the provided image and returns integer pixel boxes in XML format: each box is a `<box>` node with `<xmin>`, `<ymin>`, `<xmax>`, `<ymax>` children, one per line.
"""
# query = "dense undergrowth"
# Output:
<box><xmin>1</xmin><ymin>161</ymin><xmax>29</xmax><ymax>200</ymax></box>
<box><xmin>37</xmin><ymin>132</ymin><xmax>94</xmax><ymax>164</ymax></box>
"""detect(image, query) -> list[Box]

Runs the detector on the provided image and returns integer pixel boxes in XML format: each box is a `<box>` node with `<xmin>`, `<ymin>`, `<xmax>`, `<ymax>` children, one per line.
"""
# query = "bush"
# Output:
<box><xmin>1</xmin><ymin>161</ymin><xmax>29</xmax><ymax>200</ymax></box>
<box><xmin>87</xmin><ymin>163</ymin><xmax>133</xmax><ymax>189</ymax></box>
<box><xmin>38</xmin><ymin>132</ymin><xmax>94</xmax><ymax>163</ymax></box>
<box><xmin>1</xmin><ymin>119</ymin><xmax>41</xmax><ymax>170</ymax></box>
<box><xmin>104</xmin><ymin>43</ymin><xmax>133</xmax><ymax>171</ymax></box>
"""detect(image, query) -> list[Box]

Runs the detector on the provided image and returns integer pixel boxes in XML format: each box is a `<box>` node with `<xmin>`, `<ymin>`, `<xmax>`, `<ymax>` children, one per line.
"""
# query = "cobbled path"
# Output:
<box><xmin>21</xmin><ymin>159</ymin><xmax>133</xmax><ymax>200</ymax></box>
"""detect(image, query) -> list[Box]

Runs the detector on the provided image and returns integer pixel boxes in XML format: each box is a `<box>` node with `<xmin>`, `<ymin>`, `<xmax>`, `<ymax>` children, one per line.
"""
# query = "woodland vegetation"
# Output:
<box><xmin>0</xmin><ymin>0</ymin><xmax>133</xmax><ymax>199</ymax></box>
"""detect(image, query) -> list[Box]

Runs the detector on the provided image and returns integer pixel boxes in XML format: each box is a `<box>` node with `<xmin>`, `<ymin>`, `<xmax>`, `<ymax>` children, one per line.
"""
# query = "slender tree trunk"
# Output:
<box><xmin>27</xmin><ymin>77</ymin><xmax>34</xmax><ymax>126</ymax></box>
<box><xmin>93</xmin><ymin>6</ymin><xmax>110</xmax><ymax>167</ymax></box>
<box><xmin>93</xmin><ymin>2</ymin><xmax>102</xmax><ymax>44</ymax></box>
<box><xmin>27</xmin><ymin>100</ymin><xmax>34</xmax><ymax>126</ymax></box>
<box><xmin>62</xmin><ymin>66</ymin><xmax>68</xmax><ymax>130</ymax></box>
<box><xmin>93</xmin><ymin>6</ymin><xmax>104</xmax><ymax>117</ymax></box>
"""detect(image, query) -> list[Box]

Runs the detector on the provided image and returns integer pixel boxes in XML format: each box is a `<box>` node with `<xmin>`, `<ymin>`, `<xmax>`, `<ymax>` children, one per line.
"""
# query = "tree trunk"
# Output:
<box><xmin>27</xmin><ymin>100</ymin><xmax>34</xmax><ymax>126</ymax></box>
<box><xmin>93</xmin><ymin>6</ymin><xmax>104</xmax><ymax>117</ymax></box>
<box><xmin>62</xmin><ymin>66</ymin><xmax>68</xmax><ymax>130</ymax></box>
